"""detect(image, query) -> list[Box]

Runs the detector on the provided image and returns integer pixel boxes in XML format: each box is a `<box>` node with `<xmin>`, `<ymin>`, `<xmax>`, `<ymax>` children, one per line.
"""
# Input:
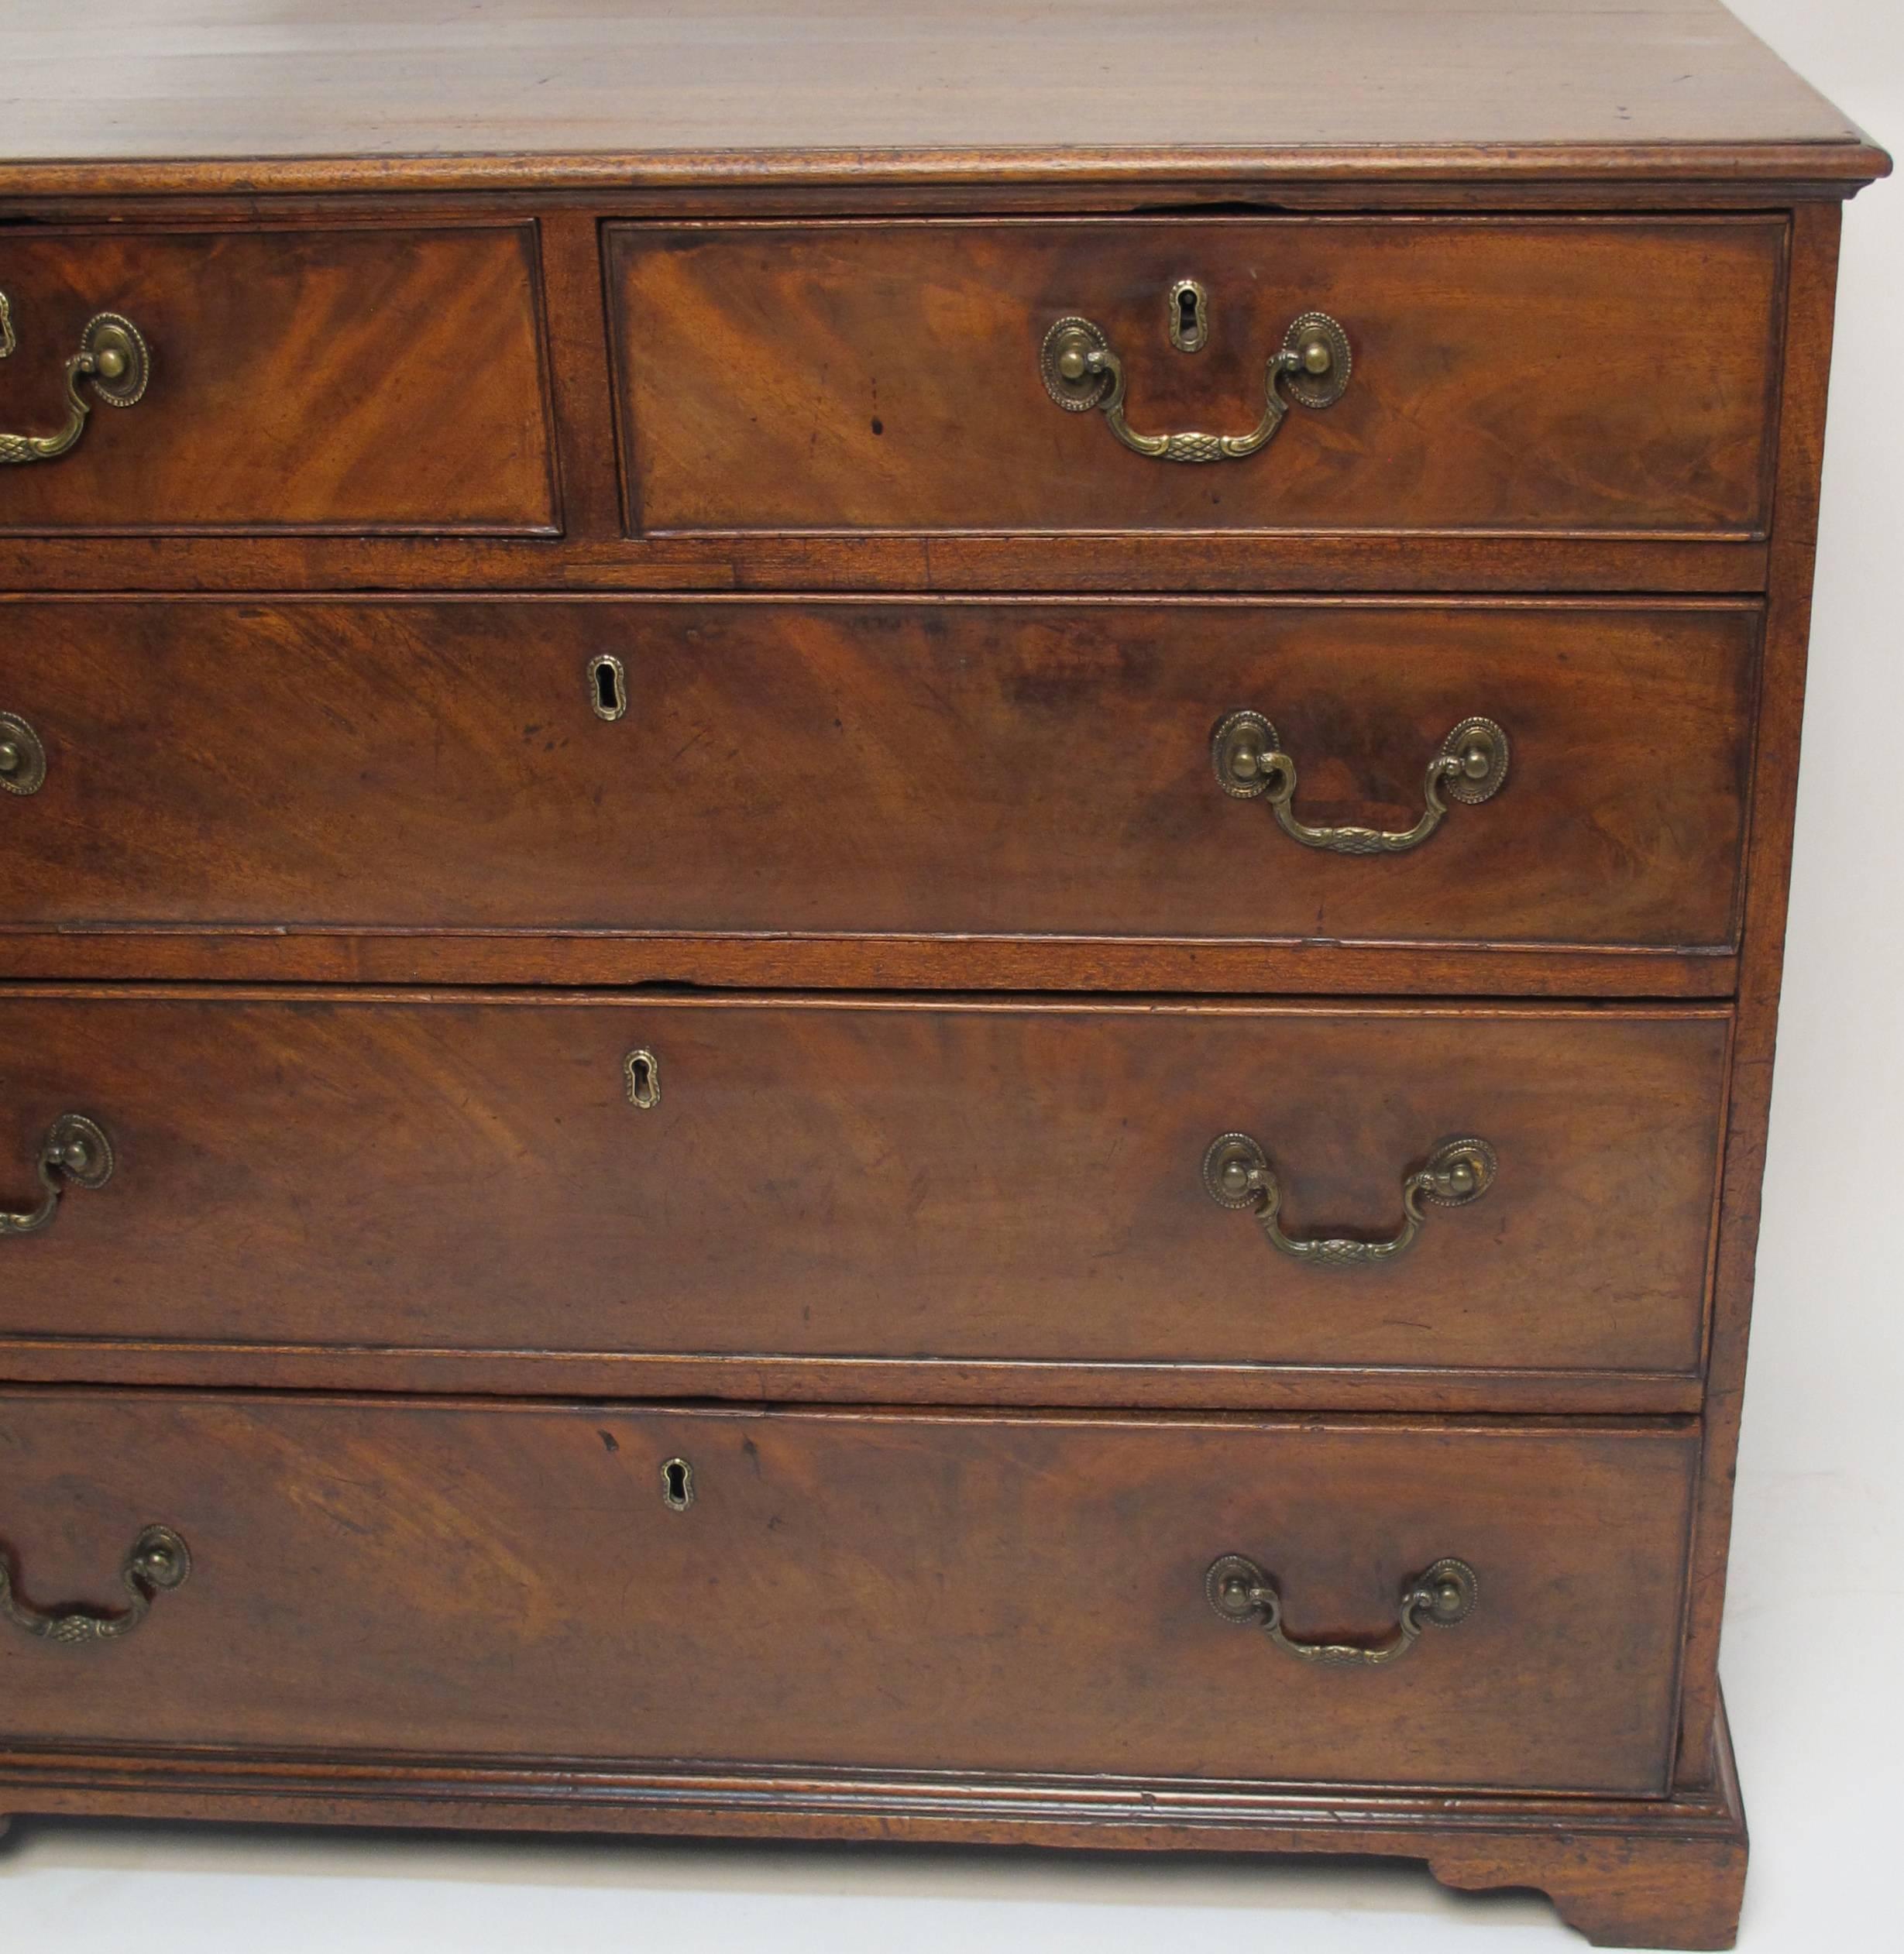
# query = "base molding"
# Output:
<box><xmin>1427</xmin><ymin>1711</ymin><xmax>1744</xmax><ymax>1948</ymax></box>
<box><xmin>0</xmin><ymin>1700</ymin><xmax>1748</xmax><ymax>1950</ymax></box>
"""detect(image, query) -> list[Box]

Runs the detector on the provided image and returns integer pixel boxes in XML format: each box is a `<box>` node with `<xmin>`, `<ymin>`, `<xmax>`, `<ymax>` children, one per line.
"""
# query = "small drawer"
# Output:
<box><xmin>0</xmin><ymin>991</ymin><xmax>1727</xmax><ymax>1398</ymax></box>
<box><xmin>0</xmin><ymin>226</ymin><xmax>557</xmax><ymax>533</ymax></box>
<box><xmin>0</xmin><ymin>1393</ymin><xmax>1696</xmax><ymax>1797</ymax></box>
<box><xmin>0</xmin><ymin>598</ymin><xmax>1757</xmax><ymax>957</ymax></box>
<box><xmin>606</xmin><ymin>216</ymin><xmax>1784</xmax><ymax>537</ymax></box>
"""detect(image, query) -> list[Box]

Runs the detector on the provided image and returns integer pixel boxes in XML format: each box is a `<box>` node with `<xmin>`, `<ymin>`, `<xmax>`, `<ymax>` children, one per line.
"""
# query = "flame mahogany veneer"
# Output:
<box><xmin>0</xmin><ymin>3</ymin><xmax>1887</xmax><ymax>1946</ymax></box>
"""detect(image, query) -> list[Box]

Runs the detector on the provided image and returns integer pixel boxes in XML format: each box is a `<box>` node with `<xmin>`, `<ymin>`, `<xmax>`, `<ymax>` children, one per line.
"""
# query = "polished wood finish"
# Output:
<box><xmin>0</xmin><ymin>226</ymin><xmax>557</xmax><ymax>534</ymax></box>
<box><xmin>0</xmin><ymin>187</ymin><xmax>1803</xmax><ymax>599</ymax></box>
<box><xmin>610</xmin><ymin>218</ymin><xmax>1785</xmax><ymax>538</ymax></box>
<box><xmin>0</xmin><ymin>1338</ymin><xmax>1709</xmax><ymax>1417</ymax></box>
<box><xmin>0</xmin><ymin>1700</ymin><xmax>1751</xmax><ymax>1951</ymax></box>
<box><xmin>0</xmin><ymin>3</ymin><xmax>1882</xmax><ymax>1946</ymax></box>
<box><xmin>0</xmin><ymin>991</ymin><xmax>1729</xmax><ymax>1393</ymax></box>
<box><xmin>0</xmin><ymin>1393</ymin><xmax>1698</xmax><ymax>1796</ymax></box>
<box><xmin>1674</xmin><ymin>196</ymin><xmax>1847</xmax><ymax>1789</ymax></box>
<box><xmin>0</xmin><ymin>520</ymin><xmax>1779</xmax><ymax>599</ymax></box>
<box><xmin>1429</xmin><ymin>1712</ymin><xmax>1748</xmax><ymax>1950</ymax></box>
<box><xmin>0</xmin><ymin>598</ymin><xmax>1758</xmax><ymax>954</ymax></box>
<box><xmin>0</xmin><ymin>929</ymin><xmax>1744</xmax><ymax>999</ymax></box>
<box><xmin>0</xmin><ymin>1</ymin><xmax>1882</xmax><ymax>194</ymax></box>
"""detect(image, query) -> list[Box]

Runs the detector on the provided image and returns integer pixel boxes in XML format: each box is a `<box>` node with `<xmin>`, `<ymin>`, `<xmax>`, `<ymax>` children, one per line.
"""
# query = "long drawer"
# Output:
<box><xmin>0</xmin><ymin>599</ymin><xmax>1757</xmax><ymax>956</ymax></box>
<box><xmin>0</xmin><ymin>991</ymin><xmax>1727</xmax><ymax>1396</ymax></box>
<box><xmin>0</xmin><ymin>1393</ymin><xmax>1698</xmax><ymax>1797</ymax></box>
<box><xmin>606</xmin><ymin>216</ymin><xmax>1785</xmax><ymax>537</ymax></box>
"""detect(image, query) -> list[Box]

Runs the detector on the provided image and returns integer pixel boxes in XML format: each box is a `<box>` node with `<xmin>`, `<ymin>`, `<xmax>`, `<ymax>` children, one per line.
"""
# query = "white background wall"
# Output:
<box><xmin>1707</xmin><ymin>2</ymin><xmax>1904</xmax><ymax>1947</ymax></box>
<box><xmin>5</xmin><ymin>4</ymin><xmax>1900</xmax><ymax>1949</ymax></box>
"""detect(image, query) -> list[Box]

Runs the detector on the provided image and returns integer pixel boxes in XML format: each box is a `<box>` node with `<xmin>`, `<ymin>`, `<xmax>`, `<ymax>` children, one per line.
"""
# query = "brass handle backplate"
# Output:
<box><xmin>0</xmin><ymin>1524</ymin><xmax>191</xmax><ymax>1646</ymax></box>
<box><xmin>0</xmin><ymin>288</ymin><xmax>150</xmax><ymax>466</ymax></box>
<box><xmin>0</xmin><ymin>710</ymin><xmax>47</xmax><ymax>795</ymax></box>
<box><xmin>1207</xmin><ymin>1553</ymin><xmax>1478</xmax><ymax>1665</ymax></box>
<box><xmin>1203</xmin><ymin>1131</ymin><xmax>1496</xmax><ymax>1266</ymax></box>
<box><xmin>0</xmin><ymin>1113</ymin><xmax>115</xmax><ymax>1237</ymax></box>
<box><xmin>1040</xmin><ymin>305</ymin><xmax>1350</xmax><ymax>463</ymax></box>
<box><xmin>1213</xmin><ymin>709</ymin><xmax>1510</xmax><ymax>854</ymax></box>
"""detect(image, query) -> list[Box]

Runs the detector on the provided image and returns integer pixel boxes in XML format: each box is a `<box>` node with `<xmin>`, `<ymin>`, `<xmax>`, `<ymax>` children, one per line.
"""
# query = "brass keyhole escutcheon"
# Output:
<box><xmin>1168</xmin><ymin>279</ymin><xmax>1210</xmax><ymax>353</ymax></box>
<box><xmin>624</xmin><ymin>1049</ymin><xmax>661</xmax><ymax>1110</ymax></box>
<box><xmin>589</xmin><ymin>652</ymin><xmax>628</xmax><ymax>722</ymax></box>
<box><xmin>661</xmin><ymin>1457</ymin><xmax>696</xmax><ymax>1512</ymax></box>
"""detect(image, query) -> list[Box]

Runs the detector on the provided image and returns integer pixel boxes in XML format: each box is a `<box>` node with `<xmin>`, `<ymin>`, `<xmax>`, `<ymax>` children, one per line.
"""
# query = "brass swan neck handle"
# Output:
<box><xmin>1207</xmin><ymin>1553</ymin><xmax>1478</xmax><ymax>1665</ymax></box>
<box><xmin>1040</xmin><ymin>308</ymin><xmax>1350</xmax><ymax>463</ymax></box>
<box><xmin>1213</xmin><ymin>709</ymin><xmax>1510</xmax><ymax>855</ymax></box>
<box><xmin>0</xmin><ymin>288</ymin><xmax>150</xmax><ymax>465</ymax></box>
<box><xmin>1203</xmin><ymin>1131</ymin><xmax>1497</xmax><ymax>1266</ymax></box>
<box><xmin>0</xmin><ymin>1525</ymin><xmax>191</xmax><ymax>1646</ymax></box>
<box><xmin>0</xmin><ymin>1114</ymin><xmax>115</xmax><ymax>1237</ymax></box>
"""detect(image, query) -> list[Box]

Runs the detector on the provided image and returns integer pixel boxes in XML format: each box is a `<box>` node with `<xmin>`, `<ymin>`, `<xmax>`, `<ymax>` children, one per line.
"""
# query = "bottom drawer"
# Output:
<box><xmin>0</xmin><ymin>1396</ymin><xmax>1695</xmax><ymax>1797</ymax></box>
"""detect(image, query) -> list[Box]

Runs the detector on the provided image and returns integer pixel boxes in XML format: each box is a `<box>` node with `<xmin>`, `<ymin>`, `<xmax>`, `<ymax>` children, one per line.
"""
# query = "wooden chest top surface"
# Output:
<box><xmin>0</xmin><ymin>0</ymin><xmax>1885</xmax><ymax>193</ymax></box>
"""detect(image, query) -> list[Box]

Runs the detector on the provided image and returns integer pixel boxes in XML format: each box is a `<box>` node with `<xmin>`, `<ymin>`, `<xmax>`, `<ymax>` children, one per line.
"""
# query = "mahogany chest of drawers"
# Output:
<box><xmin>0</xmin><ymin>4</ymin><xmax>1886</xmax><ymax>1946</ymax></box>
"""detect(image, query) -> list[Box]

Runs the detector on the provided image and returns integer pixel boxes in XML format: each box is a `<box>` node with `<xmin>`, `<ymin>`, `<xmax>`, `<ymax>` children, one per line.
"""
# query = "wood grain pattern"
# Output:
<box><xmin>0</xmin><ymin>1393</ymin><xmax>1699</xmax><ymax>1796</ymax></box>
<box><xmin>609</xmin><ymin>217</ymin><xmax>1785</xmax><ymax>537</ymax></box>
<box><xmin>0</xmin><ymin>1698</ymin><xmax>1751</xmax><ymax>1950</ymax></box>
<box><xmin>1428</xmin><ymin>1706</ymin><xmax>1748</xmax><ymax>1949</ymax></box>
<box><xmin>0</xmin><ymin>1341</ymin><xmax>1706</xmax><ymax>1417</ymax></box>
<box><xmin>0</xmin><ymin>226</ymin><xmax>557</xmax><ymax>533</ymax></box>
<box><xmin>0</xmin><ymin>598</ymin><xmax>1758</xmax><ymax>955</ymax></box>
<box><xmin>0</xmin><ymin>525</ymin><xmax>1775</xmax><ymax>599</ymax></box>
<box><xmin>0</xmin><ymin>2</ymin><xmax>1884</xmax><ymax>1940</ymax></box>
<box><xmin>0</xmin><ymin>991</ymin><xmax>1729</xmax><ymax>1386</ymax></box>
<box><xmin>0</xmin><ymin>0</ymin><xmax>1884</xmax><ymax>194</ymax></box>
<box><xmin>0</xmin><ymin>928</ymin><xmax>1741</xmax><ymax>1000</ymax></box>
<box><xmin>1673</xmin><ymin>197</ymin><xmax>1844</xmax><ymax>1790</ymax></box>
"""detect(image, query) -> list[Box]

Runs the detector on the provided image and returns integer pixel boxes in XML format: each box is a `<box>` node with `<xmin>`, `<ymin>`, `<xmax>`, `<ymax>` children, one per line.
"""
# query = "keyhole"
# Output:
<box><xmin>662</xmin><ymin>1457</ymin><xmax>695</xmax><ymax>1511</ymax></box>
<box><xmin>624</xmin><ymin>1048</ymin><xmax>661</xmax><ymax>1110</ymax></box>
<box><xmin>589</xmin><ymin>653</ymin><xmax>627</xmax><ymax>722</ymax></box>
<box><xmin>1168</xmin><ymin>279</ymin><xmax>1209</xmax><ymax>354</ymax></box>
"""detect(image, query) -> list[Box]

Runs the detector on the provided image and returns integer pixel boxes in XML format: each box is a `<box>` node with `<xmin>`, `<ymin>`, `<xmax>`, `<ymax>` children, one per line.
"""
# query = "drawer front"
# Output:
<box><xmin>0</xmin><ymin>599</ymin><xmax>1756</xmax><ymax>955</ymax></box>
<box><xmin>0</xmin><ymin>993</ymin><xmax>1726</xmax><ymax>1385</ymax></box>
<box><xmin>0</xmin><ymin>227</ymin><xmax>556</xmax><ymax>532</ymax></box>
<box><xmin>0</xmin><ymin>1394</ymin><xmax>1696</xmax><ymax>1796</ymax></box>
<box><xmin>607</xmin><ymin>217</ymin><xmax>1784</xmax><ymax>537</ymax></box>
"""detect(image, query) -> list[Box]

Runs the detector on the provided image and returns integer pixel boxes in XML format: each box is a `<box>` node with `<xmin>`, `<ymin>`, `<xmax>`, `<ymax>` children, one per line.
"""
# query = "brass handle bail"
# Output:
<box><xmin>0</xmin><ymin>288</ymin><xmax>151</xmax><ymax>466</ymax></box>
<box><xmin>0</xmin><ymin>1524</ymin><xmax>191</xmax><ymax>1646</ymax></box>
<box><xmin>1204</xmin><ymin>1131</ymin><xmax>1497</xmax><ymax>1266</ymax></box>
<box><xmin>1040</xmin><ymin>301</ymin><xmax>1350</xmax><ymax>463</ymax></box>
<box><xmin>0</xmin><ymin>1113</ymin><xmax>115</xmax><ymax>1237</ymax></box>
<box><xmin>1213</xmin><ymin>709</ymin><xmax>1510</xmax><ymax>855</ymax></box>
<box><xmin>1207</xmin><ymin>1553</ymin><xmax>1478</xmax><ymax>1665</ymax></box>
